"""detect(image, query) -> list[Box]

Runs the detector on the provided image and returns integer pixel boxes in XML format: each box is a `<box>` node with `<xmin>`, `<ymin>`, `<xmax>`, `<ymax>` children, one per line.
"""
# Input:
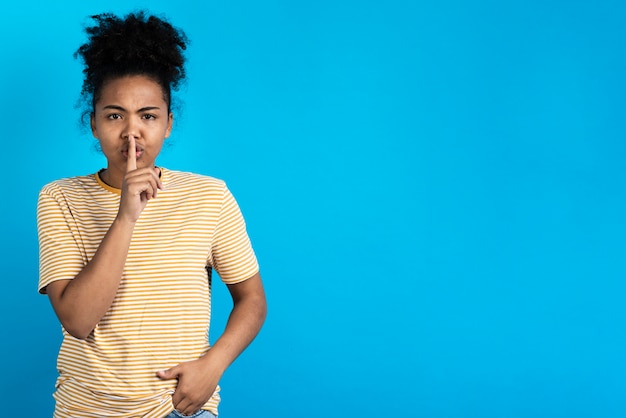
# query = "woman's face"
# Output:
<box><xmin>91</xmin><ymin>75</ymin><xmax>173</xmax><ymax>185</ymax></box>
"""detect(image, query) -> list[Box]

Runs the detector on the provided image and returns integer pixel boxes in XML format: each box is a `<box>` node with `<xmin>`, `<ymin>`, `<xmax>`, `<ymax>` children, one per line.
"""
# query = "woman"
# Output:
<box><xmin>37</xmin><ymin>11</ymin><xmax>267</xmax><ymax>418</ymax></box>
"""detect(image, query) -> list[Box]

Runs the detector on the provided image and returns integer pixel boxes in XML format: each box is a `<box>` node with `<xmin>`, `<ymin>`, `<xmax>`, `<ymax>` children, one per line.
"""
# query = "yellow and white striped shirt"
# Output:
<box><xmin>38</xmin><ymin>168</ymin><xmax>259</xmax><ymax>418</ymax></box>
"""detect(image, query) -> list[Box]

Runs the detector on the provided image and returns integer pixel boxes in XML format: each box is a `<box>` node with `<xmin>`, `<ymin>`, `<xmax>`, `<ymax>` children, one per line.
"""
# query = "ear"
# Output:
<box><xmin>90</xmin><ymin>112</ymin><xmax>98</xmax><ymax>138</ymax></box>
<box><xmin>165</xmin><ymin>112</ymin><xmax>174</xmax><ymax>138</ymax></box>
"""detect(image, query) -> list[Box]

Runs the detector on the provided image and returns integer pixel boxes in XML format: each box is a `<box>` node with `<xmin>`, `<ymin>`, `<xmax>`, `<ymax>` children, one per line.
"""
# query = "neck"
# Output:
<box><xmin>99</xmin><ymin>167</ymin><xmax>161</xmax><ymax>189</ymax></box>
<box><xmin>99</xmin><ymin>168</ymin><xmax>123</xmax><ymax>189</ymax></box>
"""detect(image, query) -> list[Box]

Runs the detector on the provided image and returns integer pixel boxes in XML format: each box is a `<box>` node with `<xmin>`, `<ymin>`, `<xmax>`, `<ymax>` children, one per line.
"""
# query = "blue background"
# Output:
<box><xmin>1</xmin><ymin>1</ymin><xmax>625</xmax><ymax>417</ymax></box>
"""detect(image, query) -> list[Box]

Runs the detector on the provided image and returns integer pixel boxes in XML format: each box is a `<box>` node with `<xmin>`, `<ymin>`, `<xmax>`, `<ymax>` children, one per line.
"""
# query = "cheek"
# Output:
<box><xmin>153</xmin><ymin>141</ymin><xmax>166</xmax><ymax>155</ymax></box>
<box><xmin>97</xmin><ymin>139</ymin><xmax>117</xmax><ymax>155</ymax></box>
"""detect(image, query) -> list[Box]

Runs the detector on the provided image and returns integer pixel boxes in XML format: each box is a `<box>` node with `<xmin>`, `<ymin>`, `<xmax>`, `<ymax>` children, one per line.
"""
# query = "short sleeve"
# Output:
<box><xmin>209</xmin><ymin>185</ymin><xmax>259</xmax><ymax>284</ymax></box>
<box><xmin>37</xmin><ymin>184</ymin><xmax>87</xmax><ymax>294</ymax></box>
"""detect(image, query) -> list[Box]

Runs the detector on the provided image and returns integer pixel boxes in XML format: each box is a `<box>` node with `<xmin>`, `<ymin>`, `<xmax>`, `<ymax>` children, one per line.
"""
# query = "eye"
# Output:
<box><xmin>107</xmin><ymin>113</ymin><xmax>122</xmax><ymax>120</ymax></box>
<box><xmin>142</xmin><ymin>114</ymin><xmax>157</xmax><ymax>120</ymax></box>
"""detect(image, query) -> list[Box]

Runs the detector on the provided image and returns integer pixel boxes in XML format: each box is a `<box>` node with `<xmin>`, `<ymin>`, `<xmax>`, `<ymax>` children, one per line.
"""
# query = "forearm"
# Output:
<box><xmin>50</xmin><ymin>217</ymin><xmax>135</xmax><ymax>339</ymax></box>
<box><xmin>203</xmin><ymin>275</ymin><xmax>267</xmax><ymax>372</ymax></box>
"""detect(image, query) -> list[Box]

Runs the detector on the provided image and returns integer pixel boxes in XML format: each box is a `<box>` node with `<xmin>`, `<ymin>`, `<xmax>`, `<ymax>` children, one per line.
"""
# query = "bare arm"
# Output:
<box><xmin>158</xmin><ymin>272</ymin><xmax>267</xmax><ymax>415</ymax></box>
<box><xmin>208</xmin><ymin>271</ymin><xmax>268</xmax><ymax>369</ymax></box>
<box><xmin>46</xmin><ymin>136</ymin><xmax>162</xmax><ymax>339</ymax></box>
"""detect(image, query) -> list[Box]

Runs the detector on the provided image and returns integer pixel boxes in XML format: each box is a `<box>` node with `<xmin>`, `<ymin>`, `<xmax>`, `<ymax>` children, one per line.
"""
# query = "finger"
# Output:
<box><xmin>155</xmin><ymin>167</ymin><xmax>164</xmax><ymax>190</ymax></box>
<box><xmin>172</xmin><ymin>391</ymin><xmax>186</xmax><ymax>410</ymax></box>
<box><xmin>126</xmin><ymin>180</ymin><xmax>155</xmax><ymax>199</ymax></box>
<box><xmin>150</xmin><ymin>172</ymin><xmax>160</xmax><ymax>198</ymax></box>
<box><xmin>175</xmin><ymin>400</ymin><xmax>195</xmax><ymax>417</ymax></box>
<box><xmin>126</xmin><ymin>168</ymin><xmax>161</xmax><ymax>189</ymax></box>
<box><xmin>127</xmin><ymin>135</ymin><xmax>137</xmax><ymax>172</ymax></box>
<box><xmin>157</xmin><ymin>367</ymin><xmax>178</xmax><ymax>380</ymax></box>
<box><xmin>125</xmin><ymin>172</ymin><xmax>160</xmax><ymax>200</ymax></box>
<box><xmin>146</xmin><ymin>174</ymin><xmax>160</xmax><ymax>199</ymax></box>
<box><xmin>145</xmin><ymin>170</ymin><xmax>162</xmax><ymax>197</ymax></box>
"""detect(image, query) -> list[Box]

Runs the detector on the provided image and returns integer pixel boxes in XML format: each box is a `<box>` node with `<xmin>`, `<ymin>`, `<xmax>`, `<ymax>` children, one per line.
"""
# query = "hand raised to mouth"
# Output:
<box><xmin>117</xmin><ymin>135</ymin><xmax>163</xmax><ymax>224</ymax></box>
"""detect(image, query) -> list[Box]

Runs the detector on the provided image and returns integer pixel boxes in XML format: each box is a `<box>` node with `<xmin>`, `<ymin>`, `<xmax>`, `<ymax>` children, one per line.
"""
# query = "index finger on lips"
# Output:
<box><xmin>127</xmin><ymin>135</ymin><xmax>137</xmax><ymax>172</ymax></box>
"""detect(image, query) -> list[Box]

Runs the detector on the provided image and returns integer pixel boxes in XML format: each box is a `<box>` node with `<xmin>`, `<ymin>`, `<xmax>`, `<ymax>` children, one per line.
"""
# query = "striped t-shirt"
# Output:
<box><xmin>37</xmin><ymin>168</ymin><xmax>259</xmax><ymax>418</ymax></box>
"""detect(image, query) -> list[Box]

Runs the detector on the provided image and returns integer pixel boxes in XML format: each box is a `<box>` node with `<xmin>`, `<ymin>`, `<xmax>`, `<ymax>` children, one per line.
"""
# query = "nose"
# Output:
<box><xmin>122</xmin><ymin>116</ymin><xmax>140</xmax><ymax>140</ymax></box>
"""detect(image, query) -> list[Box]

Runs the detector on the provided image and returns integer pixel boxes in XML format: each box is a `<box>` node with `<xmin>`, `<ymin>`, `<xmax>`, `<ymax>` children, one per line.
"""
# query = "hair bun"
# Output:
<box><xmin>75</xmin><ymin>11</ymin><xmax>188</xmax><ymax>108</ymax></box>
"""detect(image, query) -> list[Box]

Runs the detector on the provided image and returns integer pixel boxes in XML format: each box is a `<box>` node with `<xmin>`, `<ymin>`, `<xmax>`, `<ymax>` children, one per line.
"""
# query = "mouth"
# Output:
<box><xmin>122</xmin><ymin>146</ymin><xmax>144</xmax><ymax>159</ymax></box>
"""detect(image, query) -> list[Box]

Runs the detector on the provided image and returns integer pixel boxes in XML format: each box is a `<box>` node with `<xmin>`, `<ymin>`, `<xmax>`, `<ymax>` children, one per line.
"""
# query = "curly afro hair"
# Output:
<box><xmin>75</xmin><ymin>11</ymin><xmax>188</xmax><ymax>113</ymax></box>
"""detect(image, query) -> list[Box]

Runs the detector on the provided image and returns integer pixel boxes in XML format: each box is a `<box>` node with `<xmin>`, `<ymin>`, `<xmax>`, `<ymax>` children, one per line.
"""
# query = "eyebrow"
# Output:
<box><xmin>102</xmin><ymin>105</ymin><xmax>162</xmax><ymax>112</ymax></box>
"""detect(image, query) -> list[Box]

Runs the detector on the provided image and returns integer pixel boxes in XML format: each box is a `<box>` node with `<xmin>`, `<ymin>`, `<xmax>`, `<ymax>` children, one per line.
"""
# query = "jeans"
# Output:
<box><xmin>165</xmin><ymin>410</ymin><xmax>217</xmax><ymax>418</ymax></box>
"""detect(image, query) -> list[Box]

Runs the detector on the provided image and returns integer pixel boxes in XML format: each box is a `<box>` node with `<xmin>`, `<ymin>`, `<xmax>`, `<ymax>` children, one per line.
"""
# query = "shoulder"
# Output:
<box><xmin>39</xmin><ymin>174</ymin><xmax>97</xmax><ymax>198</ymax></box>
<box><xmin>162</xmin><ymin>168</ymin><xmax>227</xmax><ymax>192</ymax></box>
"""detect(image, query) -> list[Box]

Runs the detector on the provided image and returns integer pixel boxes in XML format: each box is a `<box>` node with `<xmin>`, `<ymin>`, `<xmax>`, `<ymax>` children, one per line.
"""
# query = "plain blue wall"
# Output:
<box><xmin>2</xmin><ymin>1</ymin><xmax>626</xmax><ymax>417</ymax></box>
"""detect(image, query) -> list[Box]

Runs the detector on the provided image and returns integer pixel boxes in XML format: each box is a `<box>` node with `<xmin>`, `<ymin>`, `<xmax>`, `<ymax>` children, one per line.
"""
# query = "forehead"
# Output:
<box><xmin>97</xmin><ymin>75</ymin><xmax>167</xmax><ymax>107</ymax></box>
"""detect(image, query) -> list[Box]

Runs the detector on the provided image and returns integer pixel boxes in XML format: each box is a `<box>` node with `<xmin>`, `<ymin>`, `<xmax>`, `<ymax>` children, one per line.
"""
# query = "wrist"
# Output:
<box><xmin>114</xmin><ymin>213</ymin><xmax>138</xmax><ymax>227</ymax></box>
<box><xmin>200</xmin><ymin>346</ymin><xmax>230</xmax><ymax>374</ymax></box>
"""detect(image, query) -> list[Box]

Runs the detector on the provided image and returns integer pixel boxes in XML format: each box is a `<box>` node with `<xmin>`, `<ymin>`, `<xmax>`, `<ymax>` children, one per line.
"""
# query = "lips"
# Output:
<box><xmin>122</xmin><ymin>146</ymin><xmax>144</xmax><ymax>159</ymax></box>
